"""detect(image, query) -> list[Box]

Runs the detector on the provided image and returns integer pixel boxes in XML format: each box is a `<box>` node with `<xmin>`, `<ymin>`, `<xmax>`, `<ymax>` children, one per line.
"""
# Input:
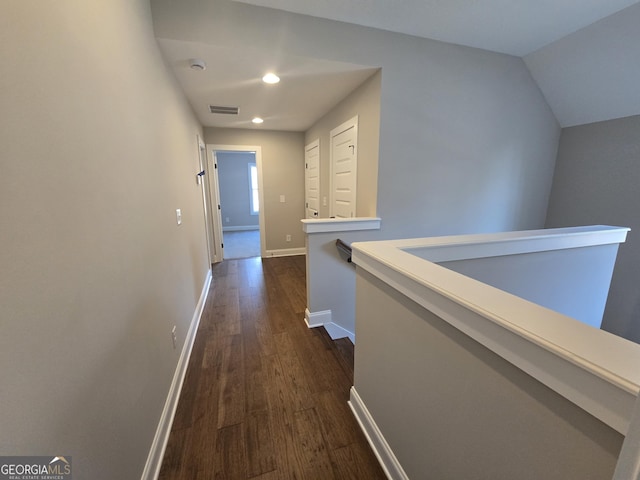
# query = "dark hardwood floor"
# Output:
<box><xmin>159</xmin><ymin>256</ymin><xmax>387</xmax><ymax>479</ymax></box>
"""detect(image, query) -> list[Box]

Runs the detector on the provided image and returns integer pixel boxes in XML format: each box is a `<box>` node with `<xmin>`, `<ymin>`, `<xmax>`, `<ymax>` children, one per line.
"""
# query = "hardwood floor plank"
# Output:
<box><xmin>210</xmin><ymin>303</ymin><xmax>242</xmax><ymax>335</ymax></box>
<box><xmin>248</xmin><ymin>470</ymin><xmax>281</xmax><ymax>480</ymax></box>
<box><xmin>245</xmin><ymin>410</ymin><xmax>277</xmax><ymax>477</ymax></box>
<box><xmin>316</xmin><ymin>390</ymin><xmax>361</xmax><ymax>450</ymax></box>
<box><xmin>159</xmin><ymin>256</ymin><xmax>386</xmax><ymax>480</ymax></box>
<box><xmin>157</xmin><ymin>425</ymin><xmax>187</xmax><ymax>479</ymax></box>
<box><xmin>272</xmin><ymin>332</ymin><xmax>315</xmax><ymax>411</ymax></box>
<box><xmin>217</xmin><ymin>334</ymin><xmax>246</xmax><ymax>429</ymax></box>
<box><xmin>288</xmin><ymin>327</ymin><xmax>352</xmax><ymax>397</ymax></box>
<box><xmin>291</xmin><ymin>407</ymin><xmax>335</xmax><ymax>480</ymax></box>
<box><xmin>330</xmin><ymin>442</ymin><xmax>389</xmax><ymax>480</ymax></box>
<box><xmin>214</xmin><ymin>423</ymin><xmax>247</xmax><ymax>480</ymax></box>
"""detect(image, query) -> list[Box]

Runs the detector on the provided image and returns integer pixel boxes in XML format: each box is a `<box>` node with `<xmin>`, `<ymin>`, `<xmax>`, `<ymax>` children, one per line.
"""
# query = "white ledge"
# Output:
<box><xmin>352</xmin><ymin>226</ymin><xmax>638</xmax><ymax>434</ymax></box>
<box><xmin>301</xmin><ymin>217</ymin><xmax>381</xmax><ymax>234</ymax></box>
<box><xmin>394</xmin><ymin>225</ymin><xmax>629</xmax><ymax>263</ymax></box>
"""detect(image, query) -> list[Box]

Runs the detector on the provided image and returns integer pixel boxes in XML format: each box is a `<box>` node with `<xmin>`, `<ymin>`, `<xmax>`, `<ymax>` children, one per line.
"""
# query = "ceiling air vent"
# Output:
<box><xmin>209</xmin><ymin>105</ymin><xmax>239</xmax><ymax>115</ymax></box>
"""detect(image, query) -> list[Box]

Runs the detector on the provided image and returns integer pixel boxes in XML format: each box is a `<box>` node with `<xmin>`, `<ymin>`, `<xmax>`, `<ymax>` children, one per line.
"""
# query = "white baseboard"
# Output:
<box><xmin>304</xmin><ymin>308</ymin><xmax>355</xmax><ymax>342</ymax></box>
<box><xmin>349</xmin><ymin>387</ymin><xmax>409</xmax><ymax>480</ymax></box>
<box><xmin>304</xmin><ymin>308</ymin><xmax>332</xmax><ymax>328</ymax></box>
<box><xmin>324</xmin><ymin>322</ymin><xmax>355</xmax><ymax>342</ymax></box>
<box><xmin>264</xmin><ymin>247</ymin><xmax>306</xmax><ymax>258</ymax></box>
<box><xmin>223</xmin><ymin>225</ymin><xmax>259</xmax><ymax>232</ymax></box>
<box><xmin>141</xmin><ymin>269</ymin><xmax>212</xmax><ymax>480</ymax></box>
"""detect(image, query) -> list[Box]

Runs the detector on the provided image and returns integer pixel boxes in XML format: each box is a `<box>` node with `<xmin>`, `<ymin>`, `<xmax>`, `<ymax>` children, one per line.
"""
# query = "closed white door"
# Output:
<box><xmin>305</xmin><ymin>139</ymin><xmax>320</xmax><ymax>218</ymax></box>
<box><xmin>330</xmin><ymin>116</ymin><xmax>358</xmax><ymax>218</ymax></box>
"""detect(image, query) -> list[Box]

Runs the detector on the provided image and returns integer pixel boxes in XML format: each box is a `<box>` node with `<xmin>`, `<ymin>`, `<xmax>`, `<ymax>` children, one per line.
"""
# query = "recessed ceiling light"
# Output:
<box><xmin>252</xmin><ymin>117</ymin><xmax>264</xmax><ymax>124</ymax></box>
<box><xmin>262</xmin><ymin>73</ymin><xmax>280</xmax><ymax>84</ymax></box>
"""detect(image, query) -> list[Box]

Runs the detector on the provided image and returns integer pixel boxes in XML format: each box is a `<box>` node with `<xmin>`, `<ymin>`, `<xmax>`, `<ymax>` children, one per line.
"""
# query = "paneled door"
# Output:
<box><xmin>305</xmin><ymin>139</ymin><xmax>320</xmax><ymax>218</ymax></box>
<box><xmin>330</xmin><ymin>116</ymin><xmax>358</xmax><ymax>218</ymax></box>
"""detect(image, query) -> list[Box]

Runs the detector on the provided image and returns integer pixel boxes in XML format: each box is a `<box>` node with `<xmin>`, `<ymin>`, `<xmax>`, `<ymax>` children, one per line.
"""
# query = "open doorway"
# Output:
<box><xmin>218</xmin><ymin>151</ymin><xmax>259</xmax><ymax>259</ymax></box>
<box><xmin>206</xmin><ymin>144</ymin><xmax>265</xmax><ymax>262</ymax></box>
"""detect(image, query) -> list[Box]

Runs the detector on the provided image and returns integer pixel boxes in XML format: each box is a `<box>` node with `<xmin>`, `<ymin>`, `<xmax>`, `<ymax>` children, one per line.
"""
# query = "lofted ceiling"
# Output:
<box><xmin>154</xmin><ymin>0</ymin><xmax>640</xmax><ymax>130</ymax></box>
<box><xmin>233</xmin><ymin>0</ymin><xmax>638</xmax><ymax>56</ymax></box>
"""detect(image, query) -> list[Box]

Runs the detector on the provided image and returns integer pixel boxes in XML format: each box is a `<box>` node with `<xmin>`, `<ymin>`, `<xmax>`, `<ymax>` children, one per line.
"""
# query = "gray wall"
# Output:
<box><xmin>439</xmin><ymin>244</ymin><xmax>621</xmax><ymax>329</ymax></box>
<box><xmin>545</xmin><ymin>115</ymin><xmax>640</xmax><ymax>344</ymax></box>
<box><xmin>0</xmin><ymin>1</ymin><xmax>208</xmax><ymax>479</ymax></box>
<box><xmin>217</xmin><ymin>151</ymin><xmax>260</xmax><ymax>229</ymax></box>
<box><xmin>355</xmin><ymin>269</ymin><xmax>623</xmax><ymax>480</ymax></box>
<box><xmin>305</xmin><ymin>70</ymin><xmax>381</xmax><ymax>218</ymax></box>
<box><xmin>152</xmin><ymin>0</ymin><xmax>560</xmax><ymax>240</ymax></box>
<box><xmin>306</xmin><ymin>229</ymin><xmax>381</xmax><ymax>337</ymax></box>
<box><xmin>205</xmin><ymin>128</ymin><xmax>305</xmax><ymax>251</ymax></box>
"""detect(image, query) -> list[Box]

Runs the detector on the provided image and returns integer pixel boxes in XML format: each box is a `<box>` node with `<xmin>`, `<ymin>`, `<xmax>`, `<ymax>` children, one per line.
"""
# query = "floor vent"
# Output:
<box><xmin>209</xmin><ymin>105</ymin><xmax>239</xmax><ymax>115</ymax></box>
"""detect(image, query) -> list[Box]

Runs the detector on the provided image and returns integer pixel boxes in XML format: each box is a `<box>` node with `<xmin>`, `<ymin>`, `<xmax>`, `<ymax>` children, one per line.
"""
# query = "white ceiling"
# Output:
<box><xmin>234</xmin><ymin>0</ymin><xmax>638</xmax><ymax>56</ymax></box>
<box><xmin>154</xmin><ymin>0</ymin><xmax>640</xmax><ymax>130</ymax></box>
<box><xmin>156</xmin><ymin>39</ymin><xmax>378</xmax><ymax>131</ymax></box>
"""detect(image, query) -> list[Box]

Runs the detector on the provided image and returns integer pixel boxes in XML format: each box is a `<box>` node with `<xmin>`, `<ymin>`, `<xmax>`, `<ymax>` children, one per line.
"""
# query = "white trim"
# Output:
<box><xmin>208</xmin><ymin>144</ymin><xmax>266</xmax><ymax>260</ymax></box>
<box><xmin>304</xmin><ymin>308</ymin><xmax>332</xmax><ymax>328</ymax></box>
<box><xmin>352</xmin><ymin>226</ymin><xmax>639</xmax><ymax>434</ymax></box>
<box><xmin>349</xmin><ymin>387</ymin><xmax>409</xmax><ymax>480</ymax></box>
<box><xmin>222</xmin><ymin>225</ymin><xmax>259</xmax><ymax>232</ymax></box>
<box><xmin>397</xmin><ymin>224</ymin><xmax>630</xmax><ymax>263</ymax></box>
<box><xmin>614</xmin><ymin>395</ymin><xmax>640</xmax><ymax>479</ymax></box>
<box><xmin>323</xmin><ymin>322</ymin><xmax>354</xmax><ymax>342</ymax></box>
<box><xmin>197</xmin><ymin>135</ymin><xmax>215</xmax><ymax>266</ymax></box>
<box><xmin>264</xmin><ymin>247</ymin><xmax>306</xmax><ymax>258</ymax></box>
<box><xmin>301</xmin><ymin>217</ymin><xmax>381</xmax><ymax>234</ymax></box>
<box><xmin>305</xmin><ymin>138</ymin><xmax>320</xmax><ymax>219</ymax></box>
<box><xmin>141</xmin><ymin>269</ymin><xmax>212</xmax><ymax>480</ymax></box>
<box><xmin>304</xmin><ymin>308</ymin><xmax>354</xmax><ymax>342</ymax></box>
<box><xmin>206</xmin><ymin>147</ymin><xmax>224</xmax><ymax>263</ymax></box>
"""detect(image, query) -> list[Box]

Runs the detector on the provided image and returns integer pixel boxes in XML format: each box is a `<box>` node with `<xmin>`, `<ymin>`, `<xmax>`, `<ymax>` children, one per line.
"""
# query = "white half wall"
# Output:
<box><xmin>302</xmin><ymin>218</ymin><xmax>381</xmax><ymax>341</ymax></box>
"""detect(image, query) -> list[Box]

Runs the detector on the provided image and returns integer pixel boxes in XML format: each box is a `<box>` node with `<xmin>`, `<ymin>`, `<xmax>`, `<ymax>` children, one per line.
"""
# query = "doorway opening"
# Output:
<box><xmin>206</xmin><ymin>145</ymin><xmax>266</xmax><ymax>262</ymax></box>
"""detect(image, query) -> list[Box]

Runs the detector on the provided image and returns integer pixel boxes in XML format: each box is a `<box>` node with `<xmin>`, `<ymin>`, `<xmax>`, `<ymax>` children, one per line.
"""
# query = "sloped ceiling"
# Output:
<box><xmin>153</xmin><ymin>0</ymin><xmax>640</xmax><ymax>129</ymax></box>
<box><xmin>231</xmin><ymin>0</ymin><xmax>640</xmax><ymax>127</ymax></box>
<box><xmin>234</xmin><ymin>0</ymin><xmax>638</xmax><ymax>56</ymax></box>
<box><xmin>523</xmin><ymin>3</ymin><xmax>640</xmax><ymax>127</ymax></box>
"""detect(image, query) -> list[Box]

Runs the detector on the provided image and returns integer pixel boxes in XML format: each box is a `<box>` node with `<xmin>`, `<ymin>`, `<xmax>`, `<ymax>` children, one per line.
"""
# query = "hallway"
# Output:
<box><xmin>159</xmin><ymin>256</ymin><xmax>386</xmax><ymax>479</ymax></box>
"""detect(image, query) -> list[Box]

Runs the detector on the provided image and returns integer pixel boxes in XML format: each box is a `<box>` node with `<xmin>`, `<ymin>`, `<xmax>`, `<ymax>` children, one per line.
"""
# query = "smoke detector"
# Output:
<box><xmin>189</xmin><ymin>58</ymin><xmax>206</xmax><ymax>71</ymax></box>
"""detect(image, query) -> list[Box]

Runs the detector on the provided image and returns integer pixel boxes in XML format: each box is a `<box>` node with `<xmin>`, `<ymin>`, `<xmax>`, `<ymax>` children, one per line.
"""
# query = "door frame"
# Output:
<box><xmin>304</xmin><ymin>138</ymin><xmax>320</xmax><ymax>219</ymax></box>
<box><xmin>206</xmin><ymin>144</ymin><xmax>266</xmax><ymax>261</ymax></box>
<box><xmin>197</xmin><ymin>135</ymin><xmax>215</xmax><ymax>266</ymax></box>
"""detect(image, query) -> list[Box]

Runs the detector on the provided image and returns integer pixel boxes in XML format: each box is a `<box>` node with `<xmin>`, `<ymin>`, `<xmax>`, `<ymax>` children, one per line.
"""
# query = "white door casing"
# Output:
<box><xmin>330</xmin><ymin>116</ymin><xmax>358</xmax><ymax>218</ymax></box>
<box><xmin>207</xmin><ymin>149</ymin><xmax>225</xmax><ymax>263</ymax></box>
<box><xmin>206</xmin><ymin>144</ymin><xmax>266</xmax><ymax>261</ymax></box>
<box><xmin>197</xmin><ymin>136</ymin><xmax>215</xmax><ymax>265</ymax></box>
<box><xmin>305</xmin><ymin>139</ymin><xmax>320</xmax><ymax>219</ymax></box>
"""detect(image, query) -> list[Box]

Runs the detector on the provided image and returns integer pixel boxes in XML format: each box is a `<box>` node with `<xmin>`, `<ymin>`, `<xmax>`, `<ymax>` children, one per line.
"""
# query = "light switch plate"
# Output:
<box><xmin>176</xmin><ymin>209</ymin><xmax>182</xmax><ymax>225</ymax></box>
<box><xmin>280</xmin><ymin>195</ymin><xmax>285</xmax><ymax>203</ymax></box>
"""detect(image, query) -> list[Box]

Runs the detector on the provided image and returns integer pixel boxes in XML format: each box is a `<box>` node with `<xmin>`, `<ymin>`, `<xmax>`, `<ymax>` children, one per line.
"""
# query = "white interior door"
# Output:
<box><xmin>305</xmin><ymin>139</ymin><xmax>320</xmax><ymax>218</ymax></box>
<box><xmin>330</xmin><ymin>116</ymin><xmax>358</xmax><ymax>218</ymax></box>
<box><xmin>197</xmin><ymin>136</ymin><xmax>215</xmax><ymax>265</ymax></box>
<box><xmin>207</xmin><ymin>150</ymin><xmax>225</xmax><ymax>263</ymax></box>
